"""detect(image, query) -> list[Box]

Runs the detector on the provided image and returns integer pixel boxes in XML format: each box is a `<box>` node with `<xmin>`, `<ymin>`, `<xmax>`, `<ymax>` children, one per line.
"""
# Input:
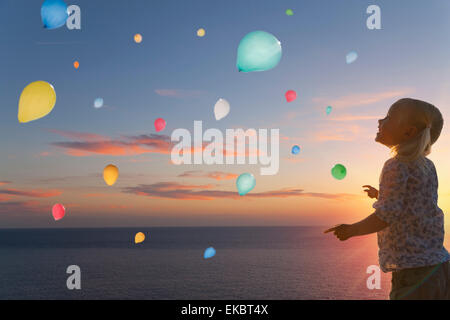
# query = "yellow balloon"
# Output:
<box><xmin>18</xmin><ymin>81</ymin><xmax>56</xmax><ymax>123</ymax></box>
<box><xmin>103</xmin><ymin>164</ymin><xmax>119</xmax><ymax>186</ymax></box>
<box><xmin>135</xmin><ymin>232</ymin><xmax>145</xmax><ymax>244</ymax></box>
<box><xmin>197</xmin><ymin>28</ymin><xmax>205</xmax><ymax>37</ymax></box>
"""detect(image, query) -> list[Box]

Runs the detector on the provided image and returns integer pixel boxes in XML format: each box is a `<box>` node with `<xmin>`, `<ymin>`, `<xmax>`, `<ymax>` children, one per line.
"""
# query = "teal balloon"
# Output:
<box><xmin>204</xmin><ymin>247</ymin><xmax>216</xmax><ymax>259</ymax></box>
<box><xmin>237</xmin><ymin>31</ymin><xmax>282</xmax><ymax>72</ymax></box>
<box><xmin>331</xmin><ymin>164</ymin><xmax>347</xmax><ymax>180</ymax></box>
<box><xmin>236</xmin><ymin>173</ymin><xmax>256</xmax><ymax>196</ymax></box>
<box><xmin>326</xmin><ymin>106</ymin><xmax>332</xmax><ymax>115</ymax></box>
<box><xmin>41</xmin><ymin>0</ymin><xmax>68</xmax><ymax>30</ymax></box>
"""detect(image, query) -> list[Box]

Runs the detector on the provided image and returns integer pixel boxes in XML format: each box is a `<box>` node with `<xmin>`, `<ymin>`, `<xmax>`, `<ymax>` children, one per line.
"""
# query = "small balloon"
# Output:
<box><xmin>237</xmin><ymin>31</ymin><xmax>282</xmax><ymax>72</ymax></box>
<box><xmin>326</xmin><ymin>106</ymin><xmax>332</xmax><ymax>115</ymax></box>
<box><xmin>346</xmin><ymin>51</ymin><xmax>358</xmax><ymax>64</ymax></box>
<box><xmin>286</xmin><ymin>9</ymin><xmax>294</xmax><ymax>16</ymax></box>
<box><xmin>103</xmin><ymin>164</ymin><xmax>119</xmax><ymax>186</ymax></box>
<box><xmin>331</xmin><ymin>164</ymin><xmax>347</xmax><ymax>180</ymax></box>
<box><xmin>154</xmin><ymin>118</ymin><xmax>166</xmax><ymax>132</ymax></box>
<box><xmin>18</xmin><ymin>81</ymin><xmax>56</xmax><ymax>123</ymax></box>
<box><xmin>236</xmin><ymin>173</ymin><xmax>256</xmax><ymax>196</ymax></box>
<box><xmin>291</xmin><ymin>145</ymin><xmax>300</xmax><ymax>155</ymax></box>
<box><xmin>73</xmin><ymin>61</ymin><xmax>79</xmax><ymax>69</ymax></box>
<box><xmin>134</xmin><ymin>33</ymin><xmax>142</xmax><ymax>43</ymax></box>
<box><xmin>135</xmin><ymin>232</ymin><xmax>145</xmax><ymax>244</ymax></box>
<box><xmin>214</xmin><ymin>98</ymin><xmax>230</xmax><ymax>120</ymax></box>
<box><xmin>94</xmin><ymin>98</ymin><xmax>104</xmax><ymax>109</ymax></box>
<box><xmin>41</xmin><ymin>0</ymin><xmax>68</xmax><ymax>29</ymax></box>
<box><xmin>197</xmin><ymin>28</ymin><xmax>205</xmax><ymax>37</ymax></box>
<box><xmin>52</xmin><ymin>203</ymin><xmax>65</xmax><ymax>221</ymax></box>
<box><xmin>285</xmin><ymin>90</ymin><xmax>297</xmax><ymax>103</ymax></box>
<box><xmin>204</xmin><ymin>247</ymin><xmax>216</xmax><ymax>259</ymax></box>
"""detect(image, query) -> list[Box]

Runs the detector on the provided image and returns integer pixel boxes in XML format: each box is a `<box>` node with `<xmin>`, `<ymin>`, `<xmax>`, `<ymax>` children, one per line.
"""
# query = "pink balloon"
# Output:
<box><xmin>285</xmin><ymin>90</ymin><xmax>297</xmax><ymax>103</ymax></box>
<box><xmin>52</xmin><ymin>204</ymin><xmax>65</xmax><ymax>221</ymax></box>
<box><xmin>154</xmin><ymin>118</ymin><xmax>166</xmax><ymax>132</ymax></box>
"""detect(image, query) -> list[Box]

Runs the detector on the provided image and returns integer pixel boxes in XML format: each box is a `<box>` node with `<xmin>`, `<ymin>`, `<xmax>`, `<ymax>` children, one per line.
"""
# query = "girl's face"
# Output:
<box><xmin>375</xmin><ymin>104</ymin><xmax>418</xmax><ymax>147</ymax></box>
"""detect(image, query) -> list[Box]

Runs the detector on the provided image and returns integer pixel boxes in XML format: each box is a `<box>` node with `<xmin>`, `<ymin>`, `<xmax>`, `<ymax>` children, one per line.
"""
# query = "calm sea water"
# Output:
<box><xmin>1</xmin><ymin>226</ymin><xmax>446</xmax><ymax>300</ymax></box>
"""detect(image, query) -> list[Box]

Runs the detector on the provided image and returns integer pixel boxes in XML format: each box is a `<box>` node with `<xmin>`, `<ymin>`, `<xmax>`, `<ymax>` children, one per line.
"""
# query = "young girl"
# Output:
<box><xmin>325</xmin><ymin>98</ymin><xmax>450</xmax><ymax>300</ymax></box>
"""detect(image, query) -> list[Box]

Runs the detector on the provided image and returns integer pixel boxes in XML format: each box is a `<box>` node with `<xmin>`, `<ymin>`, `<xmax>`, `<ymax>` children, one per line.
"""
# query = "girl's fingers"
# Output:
<box><xmin>324</xmin><ymin>226</ymin><xmax>338</xmax><ymax>233</ymax></box>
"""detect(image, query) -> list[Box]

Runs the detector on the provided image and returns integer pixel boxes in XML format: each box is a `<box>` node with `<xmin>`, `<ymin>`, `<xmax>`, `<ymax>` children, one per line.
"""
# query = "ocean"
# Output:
<box><xmin>1</xmin><ymin>226</ymin><xmax>446</xmax><ymax>300</ymax></box>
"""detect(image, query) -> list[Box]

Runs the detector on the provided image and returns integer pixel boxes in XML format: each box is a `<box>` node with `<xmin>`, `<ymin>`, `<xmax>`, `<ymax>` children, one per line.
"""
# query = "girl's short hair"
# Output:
<box><xmin>391</xmin><ymin>98</ymin><xmax>443</xmax><ymax>162</ymax></box>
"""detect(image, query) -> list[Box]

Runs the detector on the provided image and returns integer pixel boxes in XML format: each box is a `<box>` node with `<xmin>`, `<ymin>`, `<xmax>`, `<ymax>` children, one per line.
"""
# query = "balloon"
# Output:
<box><xmin>197</xmin><ymin>28</ymin><xmax>205</xmax><ymax>37</ymax></box>
<box><xmin>204</xmin><ymin>247</ymin><xmax>216</xmax><ymax>259</ymax></box>
<box><xmin>73</xmin><ymin>61</ymin><xmax>79</xmax><ymax>69</ymax></box>
<box><xmin>236</xmin><ymin>31</ymin><xmax>282</xmax><ymax>72</ymax></box>
<box><xmin>52</xmin><ymin>203</ymin><xmax>65</xmax><ymax>221</ymax></box>
<box><xmin>103</xmin><ymin>164</ymin><xmax>119</xmax><ymax>186</ymax></box>
<box><xmin>236</xmin><ymin>173</ymin><xmax>256</xmax><ymax>196</ymax></box>
<box><xmin>214</xmin><ymin>98</ymin><xmax>230</xmax><ymax>120</ymax></box>
<box><xmin>286</xmin><ymin>9</ymin><xmax>294</xmax><ymax>16</ymax></box>
<box><xmin>154</xmin><ymin>118</ymin><xmax>166</xmax><ymax>132</ymax></box>
<box><xmin>291</xmin><ymin>145</ymin><xmax>300</xmax><ymax>155</ymax></box>
<box><xmin>135</xmin><ymin>232</ymin><xmax>145</xmax><ymax>244</ymax></box>
<box><xmin>41</xmin><ymin>0</ymin><xmax>68</xmax><ymax>29</ymax></box>
<box><xmin>346</xmin><ymin>51</ymin><xmax>358</xmax><ymax>64</ymax></box>
<box><xmin>134</xmin><ymin>33</ymin><xmax>142</xmax><ymax>43</ymax></box>
<box><xmin>331</xmin><ymin>164</ymin><xmax>347</xmax><ymax>180</ymax></box>
<box><xmin>326</xmin><ymin>106</ymin><xmax>332</xmax><ymax>115</ymax></box>
<box><xmin>18</xmin><ymin>81</ymin><xmax>56</xmax><ymax>123</ymax></box>
<box><xmin>285</xmin><ymin>90</ymin><xmax>297</xmax><ymax>103</ymax></box>
<box><xmin>94</xmin><ymin>98</ymin><xmax>104</xmax><ymax>109</ymax></box>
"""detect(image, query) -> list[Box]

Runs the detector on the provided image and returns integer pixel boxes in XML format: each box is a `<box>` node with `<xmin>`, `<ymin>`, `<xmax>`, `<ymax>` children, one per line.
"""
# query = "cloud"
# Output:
<box><xmin>155</xmin><ymin>89</ymin><xmax>206</xmax><ymax>98</ymax></box>
<box><xmin>49</xmin><ymin>130</ymin><xmax>172</xmax><ymax>156</ymax></box>
<box><xmin>0</xmin><ymin>200</ymin><xmax>47</xmax><ymax>214</ymax></box>
<box><xmin>312</xmin><ymin>88</ymin><xmax>413</xmax><ymax>110</ymax></box>
<box><xmin>328</xmin><ymin>115</ymin><xmax>381</xmax><ymax>122</ymax></box>
<box><xmin>0</xmin><ymin>181</ymin><xmax>11</xmax><ymax>186</ymax></box>
<box><xmin>178</xmin><ymin>171</ymin><xmax>239</xmax><ymax>181</ymax></box>
<box><xmin>0</xmin><ymin>188</ymin><xmax>62</xmax><ymax>198</ymax></box>
<box><xmin>123</xmin><ymin>182</ymin><xmax>360</xmax><ymax>201</ymax></box>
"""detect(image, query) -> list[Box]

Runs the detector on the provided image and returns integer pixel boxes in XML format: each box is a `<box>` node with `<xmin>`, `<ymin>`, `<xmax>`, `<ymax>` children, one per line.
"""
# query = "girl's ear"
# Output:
<box><xmin>404</xmin><ymin>126</ymin><xmax>418</xmax><ymax>138</ymax></box>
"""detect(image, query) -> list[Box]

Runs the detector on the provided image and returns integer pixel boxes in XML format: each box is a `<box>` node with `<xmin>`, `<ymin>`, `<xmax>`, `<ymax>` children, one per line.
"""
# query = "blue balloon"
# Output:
<box><xmin>237</xmin><ymin>31</ymin><xmax>282</xmax><ymax>72</ymax></box>
<box><xmin>236</xmin><ymin>173</ymin><xmax>256</xmax><ymax>196</ymax></box>
<box><xmin>94</xmin><ymin>98</ymin><xmax>104</xmax><ymax>109</ymax></box>
<box><xmin>41</xmin><ymin>0</ymin><xmax>68</xmax><ymax>30</ymax></box>
<box><xmin>291</xmin><ymin>145</ymin><xmax>300</xmax><ymax>155</ymax></box>
<box><xmin>204</xmin><ymin>247</ymin><xmax>216</xmax><ymax>259</ymax></box>
<box><xmin>346</xmin><ymin>51</ymin><xmax>358</xmax><ymax>64</ymax></box>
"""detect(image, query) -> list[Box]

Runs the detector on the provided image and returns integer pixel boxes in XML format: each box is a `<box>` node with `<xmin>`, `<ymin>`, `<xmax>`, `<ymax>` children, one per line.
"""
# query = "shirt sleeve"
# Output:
<box><xmin>373</xmin><ymin>159</ymin><xmax>409</xmax><ymax>224</ymax></box>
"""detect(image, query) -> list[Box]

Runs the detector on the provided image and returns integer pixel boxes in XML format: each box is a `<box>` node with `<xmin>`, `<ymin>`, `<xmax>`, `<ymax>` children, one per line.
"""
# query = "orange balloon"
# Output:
<box><xmin>73</xmin><ymin>61</ymin><xmax>79</xmax><ymax>69</ymax></box>
<box><xmin>134</xmin><ymin>33</ymin><xmax>142</xmax><ymax>43</ymax></box>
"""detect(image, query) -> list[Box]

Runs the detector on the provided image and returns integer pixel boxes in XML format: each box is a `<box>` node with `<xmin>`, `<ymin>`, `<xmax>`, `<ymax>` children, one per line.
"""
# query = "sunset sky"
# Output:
<box><xmin>1</xmin><ymin>0</ymin><xmax>450</xmax><ymax>228</ymax></box>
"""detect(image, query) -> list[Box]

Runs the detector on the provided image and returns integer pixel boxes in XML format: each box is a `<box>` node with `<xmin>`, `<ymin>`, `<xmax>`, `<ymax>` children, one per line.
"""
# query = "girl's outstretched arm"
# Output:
<box><xmin>324</xmin><ymin>212</ymin><xmax>388</xmax><ymax>241</ymax></box>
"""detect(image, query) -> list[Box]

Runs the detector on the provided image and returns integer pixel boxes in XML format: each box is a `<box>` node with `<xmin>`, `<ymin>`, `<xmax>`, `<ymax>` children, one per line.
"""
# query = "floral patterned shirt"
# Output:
<box><xmin>373</xmin><ymin>157</ymin><xmax>450</xmax><ymax>272</ymax></box>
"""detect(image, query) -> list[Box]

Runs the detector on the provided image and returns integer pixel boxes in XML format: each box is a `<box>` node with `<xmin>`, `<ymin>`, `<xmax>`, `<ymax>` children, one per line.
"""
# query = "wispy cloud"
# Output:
<box><xmin>0</xmin><ymin>188</ymin><xmax>62</xmax><ymax>198</ymax></box>
<box><xmin>312</xmin><ymin>88</ymin><xmax>414</xmax><ymax>110</ymax></box>
<box><xmin>0</xmin><ymin>200</ymin><xmax>46</xmax><ymax>214</ymax></box>
<box><xmin>0</xmin><ymin>181</ymin><xmax>11</xmax><ymax>186</ymax></box>
<box><xmin>155</xmin><ymin>89</ymin><xmax>206</xmax><ymax>98</ymax></box>
<box><xmin>178</xmin><ymin>171</ymin><xmax>239</xmax><ymax>181</ymax></box>
<box><xmin>124</xmin><ymin>182</ymin><xmax>360</xmax><ymax>201</ymax></box>
<box><xmin>49</xmin><ymin>130</ymin><xmax>172</xmax><ymax>156</ymax></box>
<box><xmin>328</xmin><ymin>115</ymin><xmax>381</xmax><ymax>122</ymax></box>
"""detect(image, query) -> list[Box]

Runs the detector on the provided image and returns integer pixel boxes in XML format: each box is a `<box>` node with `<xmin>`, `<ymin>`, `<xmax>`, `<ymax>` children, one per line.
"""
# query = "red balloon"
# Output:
<box><xmin>52</xmin><ymin>204</ymin><xmax>65</xmax><ymax>221</ymax></box>
<box><xmin>285</xmin><ymin>90</ymin><xmax>297</xmax><ymax>103</ymax></box>
<box><xmin>154</xmin><ymin>118</ymin><xmax>166</xmax><ymax>132</ymax></box>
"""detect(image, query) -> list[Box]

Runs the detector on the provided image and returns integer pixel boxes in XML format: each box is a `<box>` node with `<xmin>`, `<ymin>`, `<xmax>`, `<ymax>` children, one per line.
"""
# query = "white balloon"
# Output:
<box><xmin>214</xmin><ymin>98</ymin><xmax>230</xmax><ymax>120</ymax></box>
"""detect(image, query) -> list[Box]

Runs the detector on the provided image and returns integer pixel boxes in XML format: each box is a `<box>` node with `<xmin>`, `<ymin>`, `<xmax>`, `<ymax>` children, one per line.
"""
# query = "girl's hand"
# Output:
<box><xmin>363</xmin><ymin>185</ymin><xmax>379</xmax><ymax>199</ymax></box>
<box><xmin>324</xmin><ymin>224</ymin><xmax>354</xmax><ymax>241</ymax></box>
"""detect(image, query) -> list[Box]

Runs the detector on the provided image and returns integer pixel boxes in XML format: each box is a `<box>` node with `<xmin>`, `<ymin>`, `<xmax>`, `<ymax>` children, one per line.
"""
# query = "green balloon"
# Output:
<box><xmin>331</xmin><ymin>164</ymin><xmax>347</xmax><ymax>180</ymax></box>
<box><xmin>286</xmin><ymin>9</ymin><xmax>294</xmax><ymax>16</ymax></box>
<box><xmin>237</xmin><ymin>31</ymin><xmax>282</xmax><ymax>72</ymax></box>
